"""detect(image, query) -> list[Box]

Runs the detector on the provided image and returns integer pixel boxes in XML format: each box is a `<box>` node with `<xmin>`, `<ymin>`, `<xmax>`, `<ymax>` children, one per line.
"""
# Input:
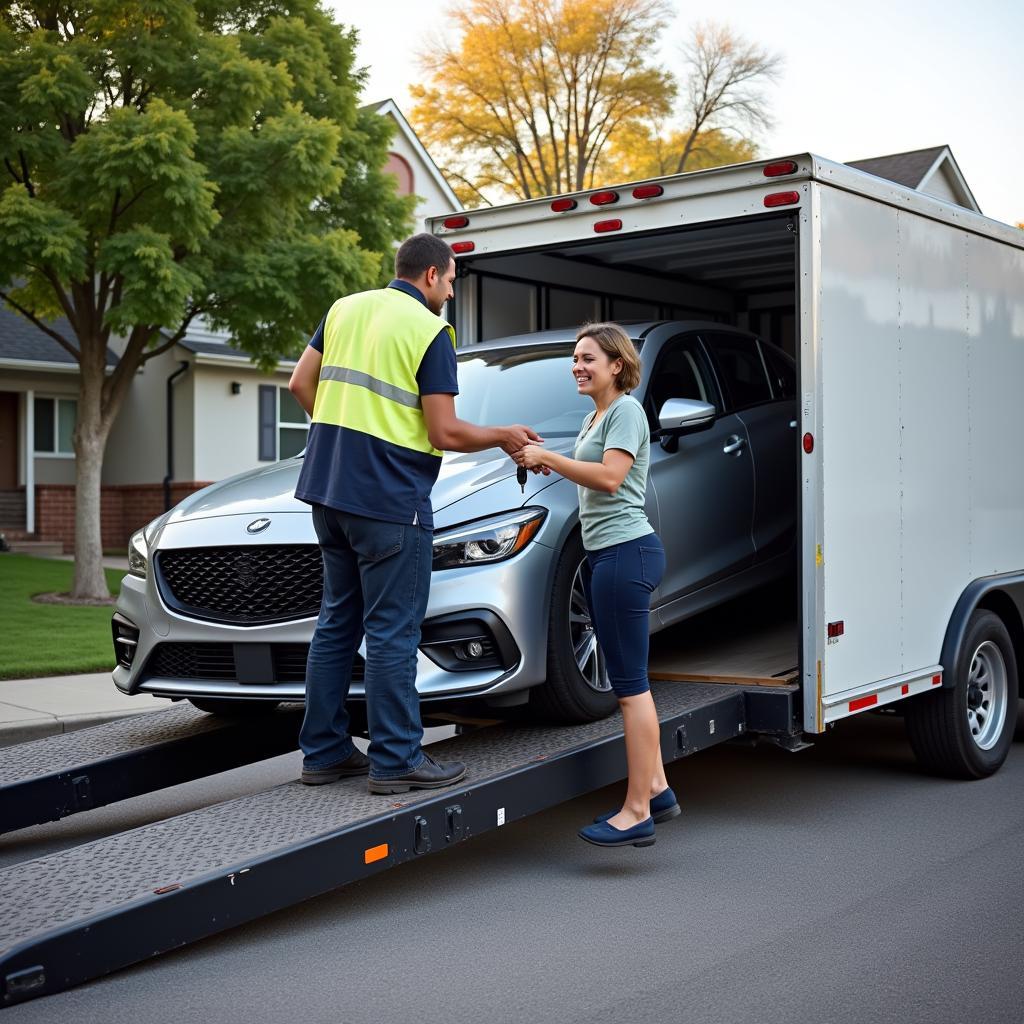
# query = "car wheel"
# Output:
<box><xmin>530</xmin><ymin>531</ymin><xmax>618</xmax><ymax>723</ymax></box>
<box><xmin>188</xmin><ymin>698</ymin><xmax>281</xmax><ymax>716</ymax></box>
<box><xmin>904</xmin><ymin>610</ymin><xmax>1018</xmax><ymax>778</ymax></box>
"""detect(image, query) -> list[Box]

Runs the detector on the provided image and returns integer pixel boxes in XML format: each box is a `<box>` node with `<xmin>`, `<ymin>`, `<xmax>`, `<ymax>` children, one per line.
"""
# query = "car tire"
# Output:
<box><xmin>188</xmin><ymin>698</ymin><xmax>281</xmax><ymax>716</ymax></box>
<box><xmin>904</xmin><ymin>610</ymin><xmax>1018</xmax><ymax>778</ymax></box>
<box><xmin>530</xmin><ymin>531</ymin><xmax>618</xmax><ymax>724</ymax></box>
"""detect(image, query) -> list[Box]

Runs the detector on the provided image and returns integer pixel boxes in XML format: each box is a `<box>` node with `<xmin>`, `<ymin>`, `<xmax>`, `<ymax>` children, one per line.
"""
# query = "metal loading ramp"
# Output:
<box><xmin>0</xmin><ymin>704</ymin><xmax>304</xmax><ymax>834</ymax></box>
<box><xmin>0</xmin><ymin>681</ymin><xmax>795</xmax><ymax>1007</ymax></box>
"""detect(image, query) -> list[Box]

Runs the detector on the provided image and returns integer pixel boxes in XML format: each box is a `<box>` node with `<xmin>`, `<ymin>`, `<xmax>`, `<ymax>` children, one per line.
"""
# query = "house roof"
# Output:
<box><xmin>361</xmin><ymin>98</ymin><xmax>462</xmax><ymax>210</ymax></box>
<box><xmin>0</xmin><ymin>305</ymin><xmax>117</xmax><ymax>369</ymax></box>
<box><xmin>845</xmin><ymin>145</ymin><xmax>981</xmax><ymax>214</ymax></box>
<box><xmin>176</xmin><ymin>327</ymin><xmax>296</xmax><ymax>371</ymax></box>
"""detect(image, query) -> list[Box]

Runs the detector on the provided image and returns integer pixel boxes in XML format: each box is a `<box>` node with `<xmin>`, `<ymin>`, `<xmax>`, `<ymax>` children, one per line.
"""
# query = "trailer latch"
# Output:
<box><xmin>4</xmin><ymin>965</ymin><xmax>45</xmax><ymax>1000</ymax></box>
<box><xmin>414</xmin><ymin>816</ymin><xmax>431</xmax><ymax>855</ymax></box>
<box><xmin>71</xmin><ymin>774</ymin><xmax>92</xmax><ymax>811</ymax></box>
<box><xmin>444</xmin><ymin>804</ymin><xmax>464</xmax><ymax>843</ymax></box>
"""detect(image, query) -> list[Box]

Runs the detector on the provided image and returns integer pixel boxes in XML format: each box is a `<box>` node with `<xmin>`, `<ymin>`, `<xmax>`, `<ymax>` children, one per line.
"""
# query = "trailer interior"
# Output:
<box><xmin>453</xmin><ymin>212</ymin><xmax>803</xmax><ymax>695</ymax></box>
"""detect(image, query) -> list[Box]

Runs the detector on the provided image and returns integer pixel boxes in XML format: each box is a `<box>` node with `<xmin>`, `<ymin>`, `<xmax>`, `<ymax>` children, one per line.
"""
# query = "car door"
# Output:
<box><xmin>702</xmin><ymin>332</ymin><xmax>797</xmax><ymax>563</ymax></box>
<box><xmin>644</xmin><ymin>332</ymin><xmax>756</xmax><ymax>607</ymax></box>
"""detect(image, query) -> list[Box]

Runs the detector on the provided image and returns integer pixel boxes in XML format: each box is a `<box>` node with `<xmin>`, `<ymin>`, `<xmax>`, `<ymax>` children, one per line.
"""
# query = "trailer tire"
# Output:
<box><xmin>530</xmin><ymin>531</ymin><xmax>618</xmax><ymax>724</ymax></box>
<box><xmin>904</xmin><ymin>610</ymin><xmax>1018</xmax><ymax>778</ymax></box>
<box><xmin>188</xmin><ymin>698</ymin><xmax>281</xmax><ymax>716</ymax></box>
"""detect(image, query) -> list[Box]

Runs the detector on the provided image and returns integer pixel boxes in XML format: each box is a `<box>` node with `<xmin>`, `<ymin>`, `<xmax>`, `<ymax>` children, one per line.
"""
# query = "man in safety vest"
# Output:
<box><xmin>288</xmin><ymin>233</ymin><xmax>542</xmax><ymax>793</ymax></box>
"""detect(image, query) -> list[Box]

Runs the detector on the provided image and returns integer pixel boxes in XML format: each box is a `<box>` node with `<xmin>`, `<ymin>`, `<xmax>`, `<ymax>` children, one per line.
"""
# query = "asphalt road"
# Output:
<box><xmin>3</xmin><ymin>710</ymin><xmax>1023</xmax><ymax>1024</ymax></box>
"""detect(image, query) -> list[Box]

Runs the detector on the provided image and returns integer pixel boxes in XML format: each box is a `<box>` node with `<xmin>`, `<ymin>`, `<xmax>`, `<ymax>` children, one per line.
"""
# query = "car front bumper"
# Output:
<box><xmin>113</xmin><ymin>534</ymin><xmax>555</xmax><ymax>706</ymax></box>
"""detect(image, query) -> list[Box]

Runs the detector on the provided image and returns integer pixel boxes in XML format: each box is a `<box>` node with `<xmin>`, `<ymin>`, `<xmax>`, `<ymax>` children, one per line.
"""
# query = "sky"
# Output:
<box><xmin>333</xmin><ymin>0</ymin><xmax>1023</xmax><ymax>226</ymax></box>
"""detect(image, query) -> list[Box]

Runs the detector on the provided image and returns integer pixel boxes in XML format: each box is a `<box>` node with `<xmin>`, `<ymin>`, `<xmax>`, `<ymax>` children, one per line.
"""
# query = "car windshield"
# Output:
<box><xmin>454</xmin><ymin>342</ymin><xmax>641</xmax><ymax>437</ymax></box>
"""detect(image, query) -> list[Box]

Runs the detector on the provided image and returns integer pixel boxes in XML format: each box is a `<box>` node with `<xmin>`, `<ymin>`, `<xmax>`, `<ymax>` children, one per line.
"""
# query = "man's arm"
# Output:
<box><xmin>421</xmin><ymin>393</ymin><xmax>541</xmax><ymax>455</ymax></box>
<box><xmin>288</xmin><ymin>345</ymin><xmax>322</xmax><ymax>417</ymax></box>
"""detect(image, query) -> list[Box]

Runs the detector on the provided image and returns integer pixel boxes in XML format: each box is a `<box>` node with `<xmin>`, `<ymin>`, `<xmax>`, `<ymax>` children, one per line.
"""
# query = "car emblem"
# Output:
<box><xmin>246</xmin><ymin>518</ymin><xmax>271</xmax><ymax>534</ymax></box>
<box><xmin>233</xmin><ymin>553</ymin><xmax>258</xmax><ymax>588</ymax></box>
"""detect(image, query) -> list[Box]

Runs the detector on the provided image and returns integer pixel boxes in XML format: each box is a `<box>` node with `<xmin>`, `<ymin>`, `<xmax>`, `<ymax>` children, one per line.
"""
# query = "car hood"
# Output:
<box><xmin>164</xmin><ymin>438</ymin><xmax>579</xmax><ymax>524</ymax></box>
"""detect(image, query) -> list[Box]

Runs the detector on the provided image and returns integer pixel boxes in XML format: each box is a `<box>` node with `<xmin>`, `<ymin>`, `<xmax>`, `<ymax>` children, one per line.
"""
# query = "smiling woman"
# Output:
<box><xmin>455</xmin><ymin>343</ymin><xmax>615</xmax><ymax>436</ymax></box>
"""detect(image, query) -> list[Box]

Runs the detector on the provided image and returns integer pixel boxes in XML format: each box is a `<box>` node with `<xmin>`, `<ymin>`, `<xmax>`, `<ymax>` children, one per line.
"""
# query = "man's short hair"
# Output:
<box><xmin>394</xmin><ymin>233</ymin><xmax>454</xmax><ymax>280</ymax></box>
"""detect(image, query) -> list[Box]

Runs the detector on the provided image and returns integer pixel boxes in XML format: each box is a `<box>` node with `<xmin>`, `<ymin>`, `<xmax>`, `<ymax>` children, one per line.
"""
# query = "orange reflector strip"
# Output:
<box><xmin>849</xmin><ymin>694</ymin><xmax>878</xmax><ymax>713</ymax></box>
<box><xmin>364</xmin><ymin>844</ymin><xmax>389</xmax><ymax>864</ymax></box>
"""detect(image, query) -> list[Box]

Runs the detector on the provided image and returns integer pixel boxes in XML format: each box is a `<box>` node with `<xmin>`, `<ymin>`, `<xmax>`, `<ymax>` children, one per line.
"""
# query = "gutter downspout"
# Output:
<box><xmin>163</xmin><ymin>360</ymin><xmax>190</xmax><ymax>512</ymax></box>
<box><xmin>25</xmin><ymin>389</ymin><xmax>34</xmax><ymax>534</ymax></box>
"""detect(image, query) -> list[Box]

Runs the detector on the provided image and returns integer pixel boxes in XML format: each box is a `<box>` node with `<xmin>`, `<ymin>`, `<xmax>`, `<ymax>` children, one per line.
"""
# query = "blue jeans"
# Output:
<box><xmin>581</xmin><ymin>533</ymin><xmax>666</xmax><ymax>698</ymax></box>
<box><xmin>300</xmin><ymin>505</ymin><xmax>431</xmax><ymax>778</ymax></box>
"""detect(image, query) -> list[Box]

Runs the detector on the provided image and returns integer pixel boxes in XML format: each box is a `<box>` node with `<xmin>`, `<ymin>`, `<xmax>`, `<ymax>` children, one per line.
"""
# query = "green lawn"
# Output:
<box><xmin>0</xmin><ymin>554</ymin><xmax>125</xmax><ymax>679</ymax></box>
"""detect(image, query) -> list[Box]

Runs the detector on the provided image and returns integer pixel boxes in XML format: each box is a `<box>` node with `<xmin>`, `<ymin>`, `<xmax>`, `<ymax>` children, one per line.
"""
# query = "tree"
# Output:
<box><xmin>410</xmin><ymin>0</ymin><xmax>676</xmax><ymax>205</ymax></box>
<box><xmin>414</xmin><ymin>6</ymin><xmax>782</xmax><ymax>202</ymax></box>
<box><xmin>0</xmin><ymin>1</ymin><xmax>414</xmax><ymax>599</ymax></box>
<box><xmin>668</xmin><ymin>21</ymin><xmax>783</xmax><ymax>174</ymax></box>
<box><xmin>605</xmin><ymin>125</ymin><xmax>756</xmax><ymax>183</ymax></box>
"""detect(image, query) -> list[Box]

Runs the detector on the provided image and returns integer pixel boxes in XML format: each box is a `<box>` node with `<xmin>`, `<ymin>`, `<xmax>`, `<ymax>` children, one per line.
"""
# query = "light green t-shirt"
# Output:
<box><xmin>574</xmin><ymin>393</ymin><xmax>654</xmax><ymax>552</ymax></box>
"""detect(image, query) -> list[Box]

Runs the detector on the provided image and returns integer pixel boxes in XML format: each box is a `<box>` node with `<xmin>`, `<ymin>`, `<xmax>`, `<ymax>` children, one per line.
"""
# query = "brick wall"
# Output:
<box><xmin>34</xmin><ymin>482</ymin><xmax>212</xmax><ymax>553</ymax></box>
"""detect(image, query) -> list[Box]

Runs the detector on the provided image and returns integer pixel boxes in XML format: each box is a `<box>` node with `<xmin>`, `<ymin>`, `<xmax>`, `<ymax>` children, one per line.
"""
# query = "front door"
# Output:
<box><xmin>0</xmin><ymin>392</ymin><xmax>18</xmax><ymax>490</ymax></box>
<box><xmin>644</xmin><ymin>334</ymin><xmax>756</xmax><ymax>608</ymax></box>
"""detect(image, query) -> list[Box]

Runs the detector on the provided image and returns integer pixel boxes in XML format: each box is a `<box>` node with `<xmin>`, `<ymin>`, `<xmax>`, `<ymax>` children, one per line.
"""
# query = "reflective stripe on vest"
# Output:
<box><xmin>313</xmin><ymin>288</ymin><xmax>455</xmax><ymax>456</ymax></box>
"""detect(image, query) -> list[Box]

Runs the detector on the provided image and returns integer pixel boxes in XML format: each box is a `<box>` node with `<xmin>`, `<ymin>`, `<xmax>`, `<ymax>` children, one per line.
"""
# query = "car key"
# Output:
<box><xmin>517</xmin><ymin>465</ymin><xmax>527</xmax><ymax>493</ymax></box>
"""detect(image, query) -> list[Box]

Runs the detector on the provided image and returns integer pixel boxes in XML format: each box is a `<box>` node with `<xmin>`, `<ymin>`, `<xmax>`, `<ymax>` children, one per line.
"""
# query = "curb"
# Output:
<box><xmin>0</xmin><ymin>706</ymin><xmax>164</xmax><ymax>750</ymax></box>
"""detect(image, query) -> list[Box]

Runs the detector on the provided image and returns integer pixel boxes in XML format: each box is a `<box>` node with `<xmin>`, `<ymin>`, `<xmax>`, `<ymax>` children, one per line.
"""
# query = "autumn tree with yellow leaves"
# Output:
<box><xmin>411</xmin><ymin>1</ymin><xmax>783</xmax><ymax>205</ymax></box>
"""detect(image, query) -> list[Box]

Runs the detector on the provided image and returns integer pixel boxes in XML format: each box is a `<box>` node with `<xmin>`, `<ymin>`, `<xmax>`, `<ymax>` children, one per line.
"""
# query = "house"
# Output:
<box><xmin>363</xmin><ymin>98</ymin><xmax>462</xmax><ymax>228</ymax></box>
<box><xmin>845</xmin><ymin>145</ymin><xmax>980</xmax><ymax>214</ymax></box>
<box><xmin>0</xmin><ymin>101</ymin><xmax>462</xmax><ymax>552</ymax></box>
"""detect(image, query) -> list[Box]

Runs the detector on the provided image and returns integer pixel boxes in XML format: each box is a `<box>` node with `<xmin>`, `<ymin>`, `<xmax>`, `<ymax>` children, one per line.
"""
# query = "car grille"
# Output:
<box><xmin>144</xmin><ymin>643</ymin><xmax>365</xmax><ymax>684</ymax></box>
<box><xmin>156</xmin><ymin>545</ymin><xmax>323</xmax><ymax>625</ymax></box>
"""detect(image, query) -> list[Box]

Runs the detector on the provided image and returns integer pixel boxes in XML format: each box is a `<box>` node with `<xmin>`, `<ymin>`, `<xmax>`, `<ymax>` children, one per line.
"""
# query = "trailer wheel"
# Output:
<box><xmin>904</xmin><ymin>610</ymin><xmax>1018</xmax><ymax>778</ymax></box>
<box><xmin>530</xmin><ymin>531</ymin><xmax>618</xmax><ymax>723</ymax></box>
<box><xmin>188</xmin><ymin>698</ymin><xmax>281</xmax><ymax>716</ymax></box>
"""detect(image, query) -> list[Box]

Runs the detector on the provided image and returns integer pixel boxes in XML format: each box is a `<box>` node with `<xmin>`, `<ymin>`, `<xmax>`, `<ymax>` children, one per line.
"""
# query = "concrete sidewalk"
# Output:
<box><xmin>0</xmin><ymin>672</ymin><xmax>166</xmax><ymax>748</ymax></box>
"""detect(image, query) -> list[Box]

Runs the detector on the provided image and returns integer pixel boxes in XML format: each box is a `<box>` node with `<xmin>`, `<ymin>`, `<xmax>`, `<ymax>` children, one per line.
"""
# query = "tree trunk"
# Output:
<box><xmin>71</xmin><ymin>357</ymin><xmax>112</xmax><ymax>600</ymax></box>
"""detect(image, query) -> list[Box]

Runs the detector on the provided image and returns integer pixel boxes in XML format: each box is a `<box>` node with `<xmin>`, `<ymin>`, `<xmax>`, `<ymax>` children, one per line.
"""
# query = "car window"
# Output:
<box><xmin>760</xmin><ymin>341</ymin><xmax>796</xmax><ymax>399</ymax></box>
<box><xmin>647</xmin><ymin>334</ymin><xmax>718</xmax><ymax>420</ymax></box>
<box><xmin>704</xmin><ymin>333</ymin><xmax>773</xmax><ymax>410</ymax></box>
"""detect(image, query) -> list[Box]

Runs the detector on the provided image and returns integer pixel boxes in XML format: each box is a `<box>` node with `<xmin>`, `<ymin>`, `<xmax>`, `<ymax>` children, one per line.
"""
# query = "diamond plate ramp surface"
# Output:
<box><xmin>0</xmin><ymin>682</ymin><xmax>732</xmax><ymax>953</ymax></box>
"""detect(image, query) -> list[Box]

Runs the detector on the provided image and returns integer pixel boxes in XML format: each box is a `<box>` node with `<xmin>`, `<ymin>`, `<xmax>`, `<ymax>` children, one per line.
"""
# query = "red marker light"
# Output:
<box><xmin>593</xmin><ymin>219</ymin><xmax>622</xmax><ymax>233</ymax></box>
<box><xmin>802</xmin><ymin>432</ymin><xmax>814</xmax><ymax>453</ymax></box>
<box><xmin>763</xmin><ymin>161</ymin><xmax>798</xmax><ymax>178</ymax></box>
<box><xmin>443</xmin><ymin>215</ymin><xmax>469</xmax><ymax>229</ymax></box>
<box><xmin>632</xmin><ymin>184</ymin><xmax>663</xmax><ymax>199</ymax></box>
<box><xmin>849</xmin><ymin>694</ymin><xmax>878</xmax><ymax>713</ymax></box>
<box><xmin>451</xmin><ymin>241</ymin><xmax>475</xmax><ymax>254</ymax></box>
<box><xmin>589</xmin><ymin>190</ymin><xmax>619</xmax><ymax>206</ymax></box>
<box><xmin>764</xmin><ymin>191</ymin><xmax>800</xmax><ymax>208</ymax></box>
<box><xmin>550</xmin><ymin>198</ymin><xmax>577</xmax><ymax>212</ymax></box>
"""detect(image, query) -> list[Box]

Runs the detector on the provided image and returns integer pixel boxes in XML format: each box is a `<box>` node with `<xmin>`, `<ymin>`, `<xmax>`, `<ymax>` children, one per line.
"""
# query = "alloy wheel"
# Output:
<box><xmin>568</xmin><ymin>559</ymin><xmax>611</xmax><ymax>693</ymax></box>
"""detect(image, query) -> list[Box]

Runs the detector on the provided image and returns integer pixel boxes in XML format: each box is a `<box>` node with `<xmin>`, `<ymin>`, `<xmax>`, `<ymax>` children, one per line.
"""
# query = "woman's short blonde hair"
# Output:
<box><xmin>576</xmin><ymin>322</ymin><xmax>642</xmax><ymax>392</ymax></box>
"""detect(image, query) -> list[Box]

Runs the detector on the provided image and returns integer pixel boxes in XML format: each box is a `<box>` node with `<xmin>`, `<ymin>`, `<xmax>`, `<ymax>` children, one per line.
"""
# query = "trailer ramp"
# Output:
<box><xmin>0</xmin><ymin>703</ymin><xmax>303</xmax><ymax>835</ymax></box>
<box><xmin>0</xmin><ymin>681</ymin><xmax>794</xmax><ymax>1007</ymax></box>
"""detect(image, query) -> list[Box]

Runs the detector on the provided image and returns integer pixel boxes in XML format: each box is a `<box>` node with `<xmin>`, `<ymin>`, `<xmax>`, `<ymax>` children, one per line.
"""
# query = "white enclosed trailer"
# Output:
<box><xmin>429</xmin><ymin>154</ymin><xmax>1024</xmax><ymax>777</ymax></box>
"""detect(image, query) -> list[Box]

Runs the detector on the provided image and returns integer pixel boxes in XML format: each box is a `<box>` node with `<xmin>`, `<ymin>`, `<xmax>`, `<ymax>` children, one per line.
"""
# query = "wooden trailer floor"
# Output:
<box><xmin>648</xmin><ymin>582</ymin><xmax>799</xmax><ymax>686</ymax></box>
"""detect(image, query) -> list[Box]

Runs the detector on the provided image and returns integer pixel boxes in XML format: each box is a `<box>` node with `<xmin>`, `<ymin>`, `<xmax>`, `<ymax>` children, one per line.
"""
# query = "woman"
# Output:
<box><xmin>514</xmin><ymin>323</ymin><xmax>679</xmax><ymax>848</ymax></box>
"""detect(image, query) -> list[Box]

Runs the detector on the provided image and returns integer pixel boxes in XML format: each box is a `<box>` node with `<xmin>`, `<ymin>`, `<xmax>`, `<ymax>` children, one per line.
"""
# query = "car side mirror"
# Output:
<box><xmin>657</xmin><ymin>398</ymin><xmax>716</xmax><ymax>435</ymax></box>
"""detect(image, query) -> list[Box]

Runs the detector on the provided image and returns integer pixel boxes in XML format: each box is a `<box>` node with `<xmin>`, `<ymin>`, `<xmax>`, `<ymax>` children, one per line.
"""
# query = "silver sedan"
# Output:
<box><xmin>112</xmin><ymin>321</ymin><xmax>797</xmax><ymax>723</ymax></box>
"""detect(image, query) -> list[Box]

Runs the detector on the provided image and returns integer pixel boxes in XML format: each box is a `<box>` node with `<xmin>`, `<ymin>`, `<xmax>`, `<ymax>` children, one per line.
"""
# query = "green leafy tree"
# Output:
<box><xmin>0</xmin><ymin>1</ymin><xmax>413</xmax><ymax>599</ymax></box>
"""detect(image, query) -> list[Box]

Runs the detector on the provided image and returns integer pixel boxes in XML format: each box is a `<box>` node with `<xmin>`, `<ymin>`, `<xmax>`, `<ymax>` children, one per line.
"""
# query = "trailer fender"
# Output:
<box><xmin>940</xmin><ymin>572</ymin><xmax>1024</xmax><ymax>689</ymax></box>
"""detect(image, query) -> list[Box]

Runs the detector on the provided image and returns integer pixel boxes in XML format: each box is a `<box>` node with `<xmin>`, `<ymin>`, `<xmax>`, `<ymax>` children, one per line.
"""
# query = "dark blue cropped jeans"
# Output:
<box><xmin>581</xmin><ymin>533</ymin><xmax>666</xmax><ymax>698</ymax></box>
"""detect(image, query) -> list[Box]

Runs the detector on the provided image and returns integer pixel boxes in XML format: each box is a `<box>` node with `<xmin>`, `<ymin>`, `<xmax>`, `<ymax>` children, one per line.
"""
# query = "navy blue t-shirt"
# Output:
<box><xmin>294</xmin><ymin>280</ymin><xmax>458</xmax><ymax>528</ymax></box>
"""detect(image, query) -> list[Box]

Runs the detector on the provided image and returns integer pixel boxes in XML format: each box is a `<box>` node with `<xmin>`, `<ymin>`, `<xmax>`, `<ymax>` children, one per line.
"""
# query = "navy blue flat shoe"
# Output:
<box><xmin>578</xmin><ymin>816</ymin><xmax>655</xmax><ymax>848</ymax></box>
<box><xmin>593</xmin><ymin>787</ymin><xmax>680</xmax><ymax>825</ymax></box>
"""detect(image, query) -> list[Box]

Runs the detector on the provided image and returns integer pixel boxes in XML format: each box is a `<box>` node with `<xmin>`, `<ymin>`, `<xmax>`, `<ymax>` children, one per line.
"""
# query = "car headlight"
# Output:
<box><xmin>432</xmin><ymin>508</ymin><xmax>547</xmax><ymax>570</ymax></box>
<box><xmin>128</xmin><ymin>528</ymin><xmax>148</xmax><ymax>579</ymax></box>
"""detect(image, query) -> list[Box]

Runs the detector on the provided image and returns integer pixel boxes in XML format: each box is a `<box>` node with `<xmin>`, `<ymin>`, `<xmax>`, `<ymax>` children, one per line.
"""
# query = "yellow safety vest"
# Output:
<box><xmin>312</xmin><ymin>288</ymin><xmax>456</xmax><ymax>457</ymax></box>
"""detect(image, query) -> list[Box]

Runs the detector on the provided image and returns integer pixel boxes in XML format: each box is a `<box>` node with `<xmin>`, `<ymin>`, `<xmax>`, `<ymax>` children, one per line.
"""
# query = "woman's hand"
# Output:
<box><xmin>514</xmin><ymin>443</ymin><xmax>548</xmax><ymax>470</ymax></box>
